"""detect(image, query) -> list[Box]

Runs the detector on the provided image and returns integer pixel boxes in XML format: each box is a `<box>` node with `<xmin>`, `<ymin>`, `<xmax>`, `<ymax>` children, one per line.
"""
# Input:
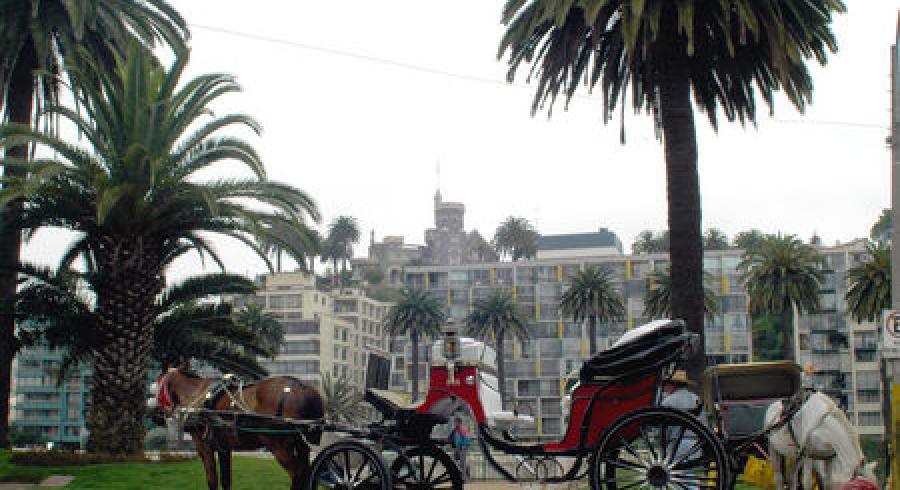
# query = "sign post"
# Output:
<box><xmin>885</xmin><ymin>310</ymin><xmax>900</xmax><ymax>352</ymax></box>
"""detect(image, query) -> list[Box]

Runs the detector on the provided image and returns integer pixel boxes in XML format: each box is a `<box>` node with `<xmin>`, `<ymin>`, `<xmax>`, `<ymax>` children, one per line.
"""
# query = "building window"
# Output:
<box><xmin>284</xmin><ymin>321</ymin><xmax>319</xmax><ymax>335</ymax></box>
<box><xmin>857</xmin><ymin>411</ymin><xmax>881</xmax><ymax>427</ymax></box>
<box><xmin>280</xmin><ymin>340</ymin><xmax>320</xmax><ymax>355</ymax></box>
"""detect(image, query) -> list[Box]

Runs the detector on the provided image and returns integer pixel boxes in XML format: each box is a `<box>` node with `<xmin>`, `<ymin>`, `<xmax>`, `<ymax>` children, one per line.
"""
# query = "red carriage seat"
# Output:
<box><xmin>545</xmin><ymin>320</ymin><xmax>688</xmax><ymax>453</ymax></box>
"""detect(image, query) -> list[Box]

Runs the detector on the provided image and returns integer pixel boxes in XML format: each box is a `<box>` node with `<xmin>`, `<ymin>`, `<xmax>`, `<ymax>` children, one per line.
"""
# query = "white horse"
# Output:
<box><xmin>765</xmin><ymin>392</ymin><xmax>877</xmax><ymax>489</ymax></box>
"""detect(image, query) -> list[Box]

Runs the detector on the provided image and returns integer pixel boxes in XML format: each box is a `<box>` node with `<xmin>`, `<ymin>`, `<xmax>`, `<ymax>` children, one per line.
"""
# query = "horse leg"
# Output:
<box><xmin>293</xmin><ymin>440</ymin><xmax>311</xmax><ymax>487</ymax></box>
<box><xmin>769</xmin><ymin>446</ymin><xmax>785</xmax><ymax>490</ymax></box>
<box><xmin>217</xmin><ymin>450</ymin><xmax>232</xmax><ymax>490</ymax></box>
<box><xmin>269</xmin><ymin>442</ymin><xmax>300</xmax><ymax>490</ymax></box>
<box><xmin>191</xmin><ymin>432</ymin><xmax>219</xmax><ymax>490</ymax></box>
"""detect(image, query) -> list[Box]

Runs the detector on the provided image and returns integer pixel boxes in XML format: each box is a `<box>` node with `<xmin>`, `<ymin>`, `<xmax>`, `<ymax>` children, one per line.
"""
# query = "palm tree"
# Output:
<box><xmin>845</xmin><ymin>241</ymin><xmax>891</xmax><ymax>324</ymax></box>
<box><xmin>0</xmin><ymin>0</ymin><xmax>188</xmax><ymax>449</ymax></box>
<box><xmin>499</xmin><ymin>0</ymin><xmax>844</xmax><ymax>381</ymax></box>
<box><xmin>643</xmin><ymin>268</ymin><xmax>720</xmax><ymax>320</ymax></box>
<box><xmin>236</xmin><ymin>304</ymin><xmax>285</xmax><ymax>358</ymax></box>
<box><xmin>466</xmin><ymin>290</ymin><xmax>529</xmax><ymax>409</ymax></box>
<box><xmin>739</xmin><ymin>234</ymin><xmax>823</xmax><ymax>361</ymax></box>
<box><xmin>493</xmin><ymin>216</ymin><xmax>538</xmax><ymax>261</ymax></box>
<box><xmin>319</xmin><ymin>371</ymin><xmax>366</xmax><ymax>425</ymax></box>
<box><xmin>559</xmin><ymin>266</ymin><xmax>625</xmax><ymax>355</ymax></box>
<box><xmin>16</xmin><ymin>269</ymin><xmax>271</xmax><ymax>382</ymax></box>
<box><xmin>383</xmin><ymin>288</ymin><xmax>445</xmax><ymax>402</ymax></box>
<box><xmin>258</xmin><ymin>220</ymin><xmax>320</xmax><ymax>273</ymax></box>
<box><xmin>320</xmin><ymin>234</ymin><xmax>345</xmax><ymax>285</ymax></box>
<box><xmin>0</xmin><ymin>45</ymin><xmax>319</xmax><ymax>454</ymax></box>
<box><xmin>327</xmin><ymin>215</ymin><xmax>361</xmax><ymax>274</ymax></box>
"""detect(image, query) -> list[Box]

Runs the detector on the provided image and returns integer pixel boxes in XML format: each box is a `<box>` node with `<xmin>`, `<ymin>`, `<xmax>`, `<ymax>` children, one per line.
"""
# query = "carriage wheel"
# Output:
<box><xmin>307</xmin><ymin>441</ymin><xmax>390</xmax><ymax>490</ymax></box>
<box><xmin>390</xmin><ymin>445</ymin><xmax>462</xmax><ymax>490</ymax></box>
<box><xmin>514</xmin><ymin>456</ymin><xmax>566</xmax><ymax>482</ymax></box>
<box><xmin>590</xmin><ymin>407</ymin><xmax>728</xmax><ymax>490</ymax></box>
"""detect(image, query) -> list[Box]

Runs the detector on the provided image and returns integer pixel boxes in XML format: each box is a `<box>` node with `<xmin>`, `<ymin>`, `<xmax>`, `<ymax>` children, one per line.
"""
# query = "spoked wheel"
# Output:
<box><xmin>308</xmin><ymin>441</ymin><xmax>390</xmax><ymax>490</ymax></box>
<box><xmin>514</xmin><ymin>456</ymin><xmax>566</xmax><ymax>482</ymax></box>
<box><xmin>390</xmin><ymin>445</ymin><xmax>462</xmax><ymax>490</ymax></box>
<box><xmin>590</xmin><ymin>407</ymin><xmax>728</xmax><ymax>490</ymax></box>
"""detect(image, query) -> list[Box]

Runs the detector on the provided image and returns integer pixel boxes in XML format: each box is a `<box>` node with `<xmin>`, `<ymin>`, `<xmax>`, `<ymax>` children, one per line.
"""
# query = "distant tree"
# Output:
<box><xmin>466</xmin><ymin>290</ymin><xmax>529</xmax><ymax>409</ymax></box>
<box><xmin>559</xmin><ymin>266</ymin><xmax>625</xmax><ymax>355</ymax></box>
<box><xmin>493</xmin><ymin>217</ymin><xmax>538</xmax><ymax>261</ymax></box>
<box><xmin>383</xmin><ymin>289</ymin><xmax>445</xmax><ymax>402</ymax></box>
<box><xmin>236</xmin><ymin>304</ymin><xmax>285</xmax><ymax>358</ymax></box>
<box><xmin>643</xmin><ymin>268</ymin><xmax>720</xmax><ymax>320</ymax></box>
<box><xmin>870</xmin><ymin>209</ymin><xmax>892</xmax><ymax>243</ymax></box>
<box><xmin>732</xmin><ymin>229</ymin><xmax>770</xmax><ymax>251</ymax></box>
<box><xmin>320</xmin><ymin>234</ymin><xmax>344</xmax><ymax>284</ymax></box>
<box><xmin>703</xmin><ymin>228</ymin><xmax>730</xmax><ymax>250</ymax></box>
<box><xmin>632</xmin><ymin>230</ymin><xmax>670</xmax><ymax>254</ymax></box>
<box><xmin>327</xmin><ymin>216</ymin><xmax>361</xmax><ymax>273</ymax></box>
<box><xmin>845</xmin><ymin>241</ymin><xmax>891</xmax><ymax>324</ymax></box>
<box><xmin>466</xmin><ymin>231</ymin><xmax>499</xmax><ymax>263</ymax></box>
<box><xmin>739</xmin><ymin>235</ymin><xmax>823</xmax><ymax>361</ymax></box>
<box><xmin>320</xmin><ymin>372</ymin><xmax>366</xmax><ymax>425</ymax></box>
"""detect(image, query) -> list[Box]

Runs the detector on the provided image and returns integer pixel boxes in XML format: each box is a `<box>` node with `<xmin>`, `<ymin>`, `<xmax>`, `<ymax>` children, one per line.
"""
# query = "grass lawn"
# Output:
<box><xmin>0</xmin><ymin>450</ymin><xmax>289</xmax><ymax>489</ymax></box>
<box><xmin>1</xmin><ymin>449</ymin><xmax>766</xmax><ymax>489</ymax></box>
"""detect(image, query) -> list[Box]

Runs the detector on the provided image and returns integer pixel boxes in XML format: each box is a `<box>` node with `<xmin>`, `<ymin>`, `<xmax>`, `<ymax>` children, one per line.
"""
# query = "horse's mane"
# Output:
<box><xmin>811</xmin><ymin>392</ymin><xmax>863</xmax><ymax>469</ymax></box>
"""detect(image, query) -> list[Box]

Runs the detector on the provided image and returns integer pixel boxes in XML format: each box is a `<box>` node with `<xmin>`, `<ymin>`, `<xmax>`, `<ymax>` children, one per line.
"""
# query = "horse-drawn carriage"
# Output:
<box><xmin>150</xmin><ymin>319</ymin><xmax>873</xmax><ymax>489</ymax></box>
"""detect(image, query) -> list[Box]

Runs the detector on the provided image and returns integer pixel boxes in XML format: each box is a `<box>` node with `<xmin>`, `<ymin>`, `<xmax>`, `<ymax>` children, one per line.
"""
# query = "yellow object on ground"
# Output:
<box><xmin>742</xmin><ymin>455</ymin><xmax>775</xmax><ymax>489</ymax></box>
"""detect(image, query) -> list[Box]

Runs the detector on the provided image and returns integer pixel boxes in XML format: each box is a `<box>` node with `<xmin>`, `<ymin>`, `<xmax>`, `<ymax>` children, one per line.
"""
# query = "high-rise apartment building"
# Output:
<box><xmin>231</xmin><ymin>272</ymin><xmax>393</xmax><ymax>388</ymax></box>
<box><xmin>11</xmin><ymin>349</ymin><xmax>89</xmax><ymax>448</ymax></box>
<box><xmin>396</xmin><ymin>239</ymin><xmax>885</xmax><ymax>438</ymax></box>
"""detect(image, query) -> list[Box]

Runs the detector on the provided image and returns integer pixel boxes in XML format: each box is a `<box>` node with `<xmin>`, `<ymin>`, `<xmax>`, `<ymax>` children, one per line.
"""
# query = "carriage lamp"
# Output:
<box><xmin>443</xmin><ymin>319</ymin><xmax>461</xmax><ymax>385</ymax></box>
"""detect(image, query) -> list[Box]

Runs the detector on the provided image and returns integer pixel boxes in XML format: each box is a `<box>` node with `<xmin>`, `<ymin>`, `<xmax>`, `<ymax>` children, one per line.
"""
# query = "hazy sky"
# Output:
<box><xmin>23</xmin><ymin>1</ymin><xmax>900</xmax><ymax>277</ymax></box>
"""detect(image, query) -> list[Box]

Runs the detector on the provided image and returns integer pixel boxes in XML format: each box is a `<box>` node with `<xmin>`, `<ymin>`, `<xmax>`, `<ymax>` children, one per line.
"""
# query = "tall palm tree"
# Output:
<box><xmin>493</xmin><ymin>216</ymin><xmax>538</xmax><ymax>261</ymax></box>
<box><xmin>236</xmin><ymin>304</ymin><xmax>285</xmax><ymax>358</ymax></box>
<box><xmin>327</xmin><ymin>215</ymin><xmax>361</xmax><ymax>274</ymax></box>
<box><xmin>559</xmin><ymin>266</ymin><xmax>624</xmax><ymax>355</ymax></box>
<box><xmin>643</xmin><ymin>268</ymin><xmax>720</xmax><ymax>320</ymax></box>
<box><xmin>739</xmin><ymin>234</ymin><xmax>823</xmax><ymax>361</ymax></box>
<box><xmin>383</xmin><ymin>288</ymin><xmax>445</xmax><ymax>402</ymax></box>
<box><xmin>0</xmin><ymin>44</ymin><xmax>319</xmax><ymax>454</ymax></box>
<box><xmin>499</xmin><ymin>0</ymin><xmax>844</xmax><ymax>381</ymax></box>
<box><xmin>0</xmin><ymin>0</ymin><xmax>188</xmax><ymax>449</ymax></box>
<box><xmin>16</xmin><ymin>268</ymin><xmax>271</xmax><ymax>382</ymax></box>
<box><xmin>466</xmin><ymin>290</ymin><xmax>529</xmax><ymax>409</ymax></box>
<box><xmin>845</xmin><ymin>241</ymin><xmax>891</xmax><ymax>324</ymax></box>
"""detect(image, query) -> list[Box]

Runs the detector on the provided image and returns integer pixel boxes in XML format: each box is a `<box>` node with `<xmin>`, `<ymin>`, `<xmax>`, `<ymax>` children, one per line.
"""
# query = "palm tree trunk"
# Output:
<box><xmin>86</xmin><ymin>236</ymin><xmax>161</xmax><ymax>454</ymax></box>
<box><xmin>781</xmin><ymin>308</ymin><xmax>795</xmax><ymax>362</ymax></box>
<box><xmin>657</xmin><ymin>28</ymin><xmax>706</xmax><ymax>383</ymax></box>
<box><xmin>0</xmin><ymin>40</ymin><xmax>37</xmax><ymax>449</ymax></box>
<box><xmin>588</xmin><ymin>315</ymin><xmax>598</xmax><ymax>355</ymax></box>
<box><xmin>409</xmin><ymin>329</ymin><xmax>419</xmax><ymax>403</ymax></box>
<box><xmin>497</xmin><ymin>334</ymin><xmax>506</xmax><ymax>410</ymax></box>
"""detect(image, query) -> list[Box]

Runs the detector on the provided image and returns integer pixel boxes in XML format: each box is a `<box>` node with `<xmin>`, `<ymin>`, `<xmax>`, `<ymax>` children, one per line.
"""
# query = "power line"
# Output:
<box><xmin>190</xmin><ymin>22</ymin><xmax>889</xmax><ymax>131</ymax></box>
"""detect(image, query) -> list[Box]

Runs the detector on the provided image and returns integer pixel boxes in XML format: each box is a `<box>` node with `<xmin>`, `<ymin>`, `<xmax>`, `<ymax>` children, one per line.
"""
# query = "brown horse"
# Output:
<box><xmin>151</xmin><ymin>368</ymin><xmax>324</xmax><ymax>490</ymax></box>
